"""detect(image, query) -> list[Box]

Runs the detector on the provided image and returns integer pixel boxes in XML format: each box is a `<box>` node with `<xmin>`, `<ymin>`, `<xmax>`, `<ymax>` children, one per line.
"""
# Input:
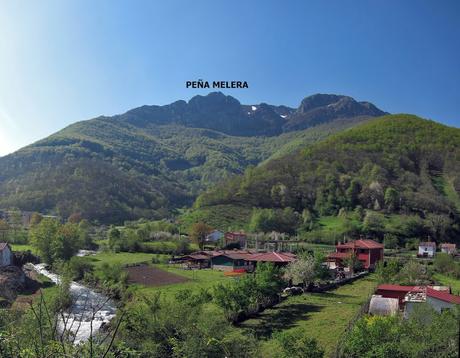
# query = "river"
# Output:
<box><xmin>30</xmin><ymin>263</ymin><xmax>117</xmax><ymax>344</ymax></box>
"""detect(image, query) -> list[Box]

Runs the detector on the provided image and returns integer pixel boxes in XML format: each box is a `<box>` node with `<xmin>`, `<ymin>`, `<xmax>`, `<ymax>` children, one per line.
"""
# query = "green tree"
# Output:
<box><xmin>213</xmin><ymin>275</ymin><xmax>256</xmax><ymax>322</ymax></box>
<box><xmin>30</xmin><ymin>217</ymin><xmax>60</xmax><ymax>264</ymax></box>
<box><xmin>346</xmin><ymin>179</ymin><xmax>361</xmax><ymax>208</ymax></box>
<box><xmin>189</xmin><ymin>222</ymin><xmax>212</xmax><ymax>250</ymax></box>
<box><xmin>254</xmin><ymin>263</ymin><xmax>284</xmax><ymax>307</ymax></box>
<box><xmin>426</xmin><ymin>214</ymin><xmax>451</xmax><ymax>242</ymax></box>
<box><xmin>274</xmin><ymin>329</ymin><xmax>324</xmax><ymax>358</ymax></box>
<box><xmin>344</xmin><ymin>251</ymin><xmax>363</xmax><ymax>274</ymax></box>
<box><xmin>108</xmin><ymin>227</ymin><xmax>122</xmax><ymax>251</ymax></box>
<box><xmin>433</xmin><ymin>253</ymin><xmax>458</xmax><ymax>276</ymax></box>
<box><xmin>249</xmin><ymin>208</ymin><xmax>274</xmax><ymax>233</ymax></box>
<box><xmin>78</xmin><ymin>219</ymin><xmax>94</xmax><ymax>249</ymax></box>
<box><xmin>397</xmin><ymin>260</ymin><xmax>429</xmax><ymax>285</ymax></box>
<box><xmin>52</xmin><ymin>223</ymin><xmax>81</xmax><ymax>261</ymax></box>
<box><xmin>29</xmin><ymin>212</ymin><xmax>43</xmax><ymax>227</ymax></box>
<box><xmin>384</xmin><ymin>187</ymin><xmax>399</xmax><ymax>212</ymax></box>
<box><xmin>284</xmin><ymin>255</ymin><xmax>317</xmax><ymax>288</ymax></box>
<box><xmin>383</xmin><ymin>233</ymin><xmax>399</xmax><ymax>249</ymax></box>
<box><xmin>362</xmin><ymin>211</ymin><xmax>385</xmax><ymax>238</ymax></box>
<box><xmin>343</xmin><ymin>315</ymin><xmax>402</xmax><ymax>358</ymax></box>
<box><xmin>375</xmin><ymin>260</ymin><xmax>401</xmax><ymax>284</ymax></box>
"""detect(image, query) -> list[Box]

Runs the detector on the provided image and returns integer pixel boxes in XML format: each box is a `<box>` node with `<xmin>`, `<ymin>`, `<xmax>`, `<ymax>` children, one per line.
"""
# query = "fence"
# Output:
<box><xmin>332</xmin><ymin>290</ymin><xmax>375</xmax><ymax>358</ymax></box>
<box><xmin>309</xmin><ymin>271</ymin><xmax>369</xmax><ymax>293</ymax></box>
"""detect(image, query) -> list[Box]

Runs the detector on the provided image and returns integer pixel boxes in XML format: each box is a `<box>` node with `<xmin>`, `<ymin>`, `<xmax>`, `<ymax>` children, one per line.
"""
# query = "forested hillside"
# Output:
<box><xmin>0</xmin><ymin>92</ymin><xmax>383</xmax><ymax>223</ymax></box>
<box><xmin>194</xmin><ymin>115</ymin><xmax>460</xmax><ymax>243</ymax></box>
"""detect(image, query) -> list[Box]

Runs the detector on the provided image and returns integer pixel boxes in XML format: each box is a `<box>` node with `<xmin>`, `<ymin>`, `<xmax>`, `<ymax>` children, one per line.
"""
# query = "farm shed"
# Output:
<box><xmin>174</xmin><ymin>254</ymin><xmax>211</xmax><ymax>269</ymax></box>
<box><xmin>211</xmin><ymin>252</ymin><xmax>254</xmax><ymax>272</ymax></box>
<box><xmin>376</xmin><ymin>284</ymin><xmax>418</xmax><ymax>306</ymax></box>
<box><xmin>369</xmin><ymin>295</ymin><xmax>399</xmax><ymax>316</ymax></box>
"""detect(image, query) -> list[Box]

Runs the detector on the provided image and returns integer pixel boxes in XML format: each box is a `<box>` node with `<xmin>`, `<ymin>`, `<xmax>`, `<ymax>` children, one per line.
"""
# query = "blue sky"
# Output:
<box><xmin>0</xmin><ymin>0</ymin><xmax>459</xmax><ymax>156</ymax></box>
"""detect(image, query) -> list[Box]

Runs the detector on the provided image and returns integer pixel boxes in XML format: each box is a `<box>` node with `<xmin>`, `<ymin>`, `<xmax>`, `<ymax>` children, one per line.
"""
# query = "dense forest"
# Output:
<box><xmin>194</xmin><ymin>115</ymin><xmax>460</xmax><ymax>244</ymax></box>
<box><xmin>0</xmin><ymin>93</ymin><xmax>382</xmax><ymax>223</ymax></box>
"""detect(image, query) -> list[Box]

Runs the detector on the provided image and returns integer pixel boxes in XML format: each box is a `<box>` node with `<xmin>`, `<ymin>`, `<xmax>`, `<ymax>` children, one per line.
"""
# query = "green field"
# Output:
<box><xmin>239</xmin><ymin>275</ymin><xmax>377</xmax><ymax>357</ymax></box>
<box><xmin>89</xmin><ymin>251</ymin><xmax>232</xmax><ymax>300</ymax></box>
<box><xmin>318</xmin><ymin>216</ymin><xmax>353</xmax><ymax>232</ymax></box>
<box><xmin>433</xmin><ymin>273</ymin><xmax>460</xmax><ymax>295</ymax></box>
<box><xmin>179</xmin><ymin>204</ymin><xmax>252</xmax><ymax>231</ymax></box>
<box><xmin>11</xmin><ymin>244</ymin><xmax>38</xmax><ymax>255</ymax></box>
<box><xmin>299</xmin><ymin>243</ymin><xmax>335</xmax><ymax>254</ymax></box>
<box><xmin>141</xmin><ymin>241</ymin><xmax>200</xmax><ymax>251</ymax></box>
<box><xmin>90</xmin><ymin>251</ymin><xmax>156</xmax><ymax>267</ymax></box>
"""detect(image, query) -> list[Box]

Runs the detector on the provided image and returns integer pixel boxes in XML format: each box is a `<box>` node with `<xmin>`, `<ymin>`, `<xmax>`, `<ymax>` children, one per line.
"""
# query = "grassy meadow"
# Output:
<box><xmin>239</xmin><ymin>274</ymin><xmax>377</xmax><ymax>357</ymax></box>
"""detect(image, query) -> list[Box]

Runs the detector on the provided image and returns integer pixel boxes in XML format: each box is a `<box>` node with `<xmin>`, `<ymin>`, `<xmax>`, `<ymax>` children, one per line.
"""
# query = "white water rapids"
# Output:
<box><xmin>30</xmin><ymin>262</ymin><xmax>117</xmax><ymax>344</ymax></box>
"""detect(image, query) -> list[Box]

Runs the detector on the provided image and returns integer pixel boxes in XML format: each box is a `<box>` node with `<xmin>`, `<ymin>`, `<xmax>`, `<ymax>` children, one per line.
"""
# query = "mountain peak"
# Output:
<box><xmin>282</xmin><ymin>93</ymin><xmax>387</xmax><ymax>131</ymax></box>
<box><xmin>116</xmin><ymin>92</ymin><xmax>385</xmax><ymax>136</ymax></box>
<box><xmin>298</xmin><ymin>93</ymin><xmax>348</xmax><ymax>113</ymax></box>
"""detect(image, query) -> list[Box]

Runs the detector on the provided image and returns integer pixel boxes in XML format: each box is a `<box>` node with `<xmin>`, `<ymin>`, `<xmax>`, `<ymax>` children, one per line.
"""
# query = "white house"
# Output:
<box><xmin>0</xmin><ymin>243</ymin><xmax>13</xmax><ymax>267</ymax></box>
<box><xmin>205</xmin><ymin>230</ymin><xmax>224</xmax><ymax>243</ymax></box>
<box><xmin>418</xmin><ymin>242</ymin><xmax>436</xmax><ymax>258</ymax></box>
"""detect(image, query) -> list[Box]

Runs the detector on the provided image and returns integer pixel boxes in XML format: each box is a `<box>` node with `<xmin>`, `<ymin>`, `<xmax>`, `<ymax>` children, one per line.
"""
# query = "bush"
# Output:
<box><xmin>274</xmin><ymin>329</ymin><xmax>324</xmax><ymax>358</ymax></box>
<box><xmin>383</xmin><ymin>233</ymin><xmax>399</xmax><ymax>249</ymax></box>
<box><xmin>433</xmin><ymin>253</ymin><xmax>460</xmax><ymax>278</ymax></box>
<box><xmin>68</xmin><ymin>256</ymin><xmax>94</xmax><ymax>280</ymax></box>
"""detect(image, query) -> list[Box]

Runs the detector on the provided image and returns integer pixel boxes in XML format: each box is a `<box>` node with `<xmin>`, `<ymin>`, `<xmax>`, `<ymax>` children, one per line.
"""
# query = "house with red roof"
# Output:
<box><xmin>404</xmin><ymin>286</ymin><xmax>460</xmax><ymax>317</ymax></box>
<box><xmin>224</xmin><ymin>231</ymin><xmax>247</xmax><ymax>248</ymax></box>
<box><xmin>175</xmin><ymin>249</ymin><xmax>297</xmax><ymax>272</ymax></box>
<box><xmin>440</xmin><ymin>243</ymin><xmax>456</xmax><ymax>255</ymax></box>
<box><xmin>374</xmin><ymin>284</ymin><xmax>460</xmax><ymax>317</ymax></box>
<box><xmin>326</xmin><ymin>239</ymin><xmax>384</xmax><ymax>270</ymax></box>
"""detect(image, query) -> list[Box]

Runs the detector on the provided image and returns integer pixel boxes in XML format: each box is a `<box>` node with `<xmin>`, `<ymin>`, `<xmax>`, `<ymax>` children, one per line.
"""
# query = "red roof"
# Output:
<box><xmin>247</xmin><ymin>252</ymin><xmax>297</xmax><ymax>263</ymax></box>
<box><xmin>426</xmin><ymin>287</ymin><xmax>460</xmax><ymax>304</ymax></box>
<box><xmin>377</xmin><ymin>284</ymin><xmax>418</xmax><ymax>292</ymax></box>
<box><xmin>187</xmin><ymin>254</ymin><xmax>210</xmax><ymax>260</ymax></box>
<box><xmin>336</xmin><ymin>239</ymin><xmax>383</xmax><ymax>250</ymax></box>
<box><xmin>440</xmin><ymin>243</ymin><xmax>456</xmax><ymax>249</ymax></box>
<box><xmin>419</xmin><ymin>242</ymin><xmax>436</xmax><ymax>247</ymax></box>
<box><xmin>327</xmin><ymin>252</ymin><xmax>351</xmax><ymax>259</ymax></box>
<box><xmin>213</xmin><ymin>252</ymin><xmax>253</xmax><ymax>260</ymax></box>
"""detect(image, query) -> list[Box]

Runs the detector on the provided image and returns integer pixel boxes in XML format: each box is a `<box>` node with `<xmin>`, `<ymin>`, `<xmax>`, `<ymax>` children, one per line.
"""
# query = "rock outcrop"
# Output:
<box><xmin>0</xmin><ymin>265</ymin><xmax>26</xmax><ymax>302</ymax></box>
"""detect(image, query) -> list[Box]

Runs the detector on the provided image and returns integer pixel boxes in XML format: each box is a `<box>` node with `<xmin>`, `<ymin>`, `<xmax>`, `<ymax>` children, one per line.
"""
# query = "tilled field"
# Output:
<box><xmin>126</xmin><ymin>265</ymin><xmax>189</xmax><ymax>287</ymax></box>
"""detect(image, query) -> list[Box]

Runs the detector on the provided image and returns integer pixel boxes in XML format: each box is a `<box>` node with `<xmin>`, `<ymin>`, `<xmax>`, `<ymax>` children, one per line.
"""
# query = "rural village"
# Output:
<box><xmin>1</xmin><ymin>207</ymin><xmax>460</xmax><ymax>357</ymax></box>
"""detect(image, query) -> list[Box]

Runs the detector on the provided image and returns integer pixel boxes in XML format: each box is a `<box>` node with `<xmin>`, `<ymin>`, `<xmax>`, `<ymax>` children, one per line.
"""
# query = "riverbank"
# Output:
<box><xmin>30</xmin><ymin>263</ymin><xmax>117</xmax><ymax>344</ymax></box>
